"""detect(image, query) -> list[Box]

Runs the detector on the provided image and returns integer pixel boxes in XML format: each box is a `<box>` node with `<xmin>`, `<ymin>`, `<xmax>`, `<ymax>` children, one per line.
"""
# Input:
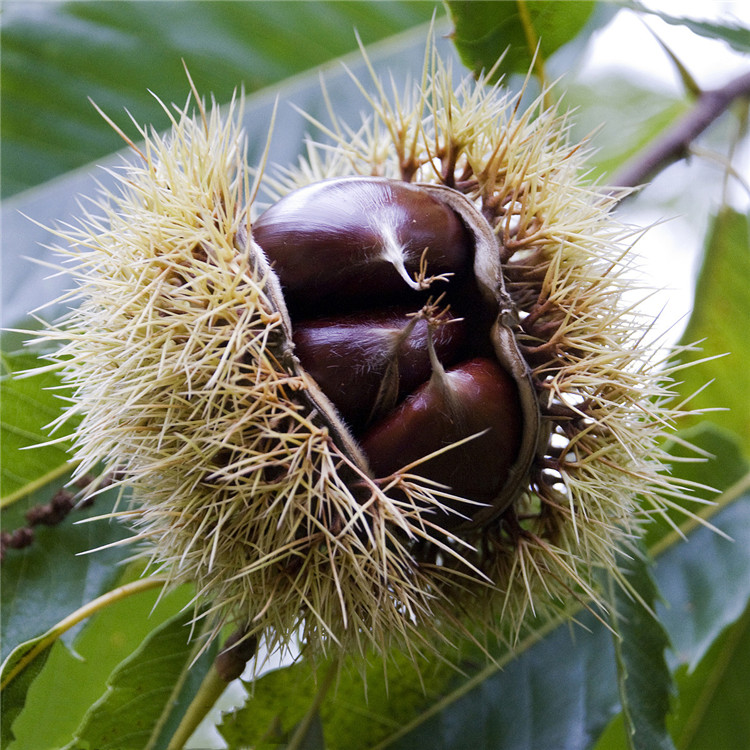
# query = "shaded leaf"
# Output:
<box><xmin>0</xmin><ymin>348</ymin><xmax>78</xmax><ymax>504</ymax></box>
<box><xmin>646</xmin><ymin>30</ymin><xmax>702</xmax><ymax>98</ymax></box>
<box><xmin>3</xmin><ymin>570</ymin><xmax>187</xmax><ymax>750</ymax></box>
<box><xmin>0</xmin><ymin>0</ymin><xmax>439</xmax><ymax>198</ymax></box>
<box><xmin>1</xmin><ymin>26</ymin><xmax>457</xmax><ymax>328</ymax></box>
<box><xmin>221</xmin><ymin>436</ymin><xmax>749</xmax><ymax>750</ymax></box>
<box><xmin>594</xmin><ymin>477</ymin><xmax>750</xmax><ymax>750</ymax></box>
<box><xmin>221</xmin><ymin>607</ymin><xmax>620</xmax><ymax>750</ymax></box>
<box><xmin>628</xmin><ymin>2</ymin><xmax>750</xmax><ymax>54</ymax></box>
<box><xmin>288</xmin><ymin>713</ymin><xmax>327</xmax><ymax>750</ymax></box>
<box><xmin>219</xmin><ymin>649</ymin><xmax>459</xmax><ymax>750</ymax></box>
<box><xmin>365</xmin><ymin>473</ymin><xmax>750</xmax><ymax>750</ymax></box>
<box><xmin>657</xmin><ymin>475</ymin><xmax>750</xmax><ymax>675</ymax></box>
<box><xmin>675</xmin><ymin>208</ymin><xmax>750</xmax><ymax>455</ymax></box>
<box><xmin>565</xmin><ymin>75</ymin><xmax>691</xmax><ymax>181</ymax></box>
<box><xmin>446</xmin><ymin>0</ymin><xmax>596</xmax><ymax>80</ymax></box>
<box><xmin>148</xmin><ymin>635</ymin><xmax>220</xmax><ymax>750</ymax></box>
<box><xmin>0</xmin><ymin>633</ymin><xmax>54</xmax><ymax>748</ymax></box>
<box><xmin>0</xmin><ymin>480</ymin><xmax>134</xmax><ymax>663</ymax></box>
<box><xmin>644</xmin><ymin>423</ymin><xmax>749</xmax><ymax>548</ymax></box>
<box><xmin>2</xmin><ymin>640</ymin><xmax>88</xmax><ymax>750</ymax></box>
<box><xmin>609</xmin><ymin>543</ymin><xmax>676</xmax><ymax>750</ymax></box>
<box><xmin>668</xmin><ymin>600</ymin><xmax>750</xmax><ymax>750</ymax></box>
<box><xmin>63</xmin><ymin>609</ymin><xmax>203</xmax><ymax>750</ymax></box>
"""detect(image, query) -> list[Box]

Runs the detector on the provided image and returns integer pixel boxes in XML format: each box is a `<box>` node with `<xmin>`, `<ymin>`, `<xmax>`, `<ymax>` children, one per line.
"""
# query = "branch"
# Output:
<box><xmin>611</xmin><ymin>70</ymin><xmax>750</xmax><ymax>190</ymax></box>
<box><xmin>166</xmin><ymin>627</ymin><xmax>257</xmax><ymax>750</ymax></box>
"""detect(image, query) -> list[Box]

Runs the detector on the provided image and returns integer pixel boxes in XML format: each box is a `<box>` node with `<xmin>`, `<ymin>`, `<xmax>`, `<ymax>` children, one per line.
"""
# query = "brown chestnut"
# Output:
<box><xmin>252</xmin><ymin>177</ymin><xmax>472</xmax><ymax>314</ymax></box>
<box><xmin>359</xmin><ymin>357</ymin><xmax>523</xmax><ymax>530</ymax></box>
<box><xmin>293</xmin><ymin>308</ymin><xmax>466</xmax><ymax>431</ymax></box>
<box><xmin>248</xmin><ymin>177</ymin><xmax>540</xmax><ymax>537</ymax></box>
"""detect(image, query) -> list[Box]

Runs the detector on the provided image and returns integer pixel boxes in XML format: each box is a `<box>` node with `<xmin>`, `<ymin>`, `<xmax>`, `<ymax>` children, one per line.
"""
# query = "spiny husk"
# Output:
<box><xmin>32</xmin><ymin>92</ymin><xmax>489</xmax><ymax>661</ymax></box>
<box><xmin>261</xmin><ymin>42</ymin><xmax>704</xmax><ymax>640</ymax></box>
<box><xmin>32</xmin><ymin>41</ymin><xmax>702</xmax><ymax>666</ymax></box>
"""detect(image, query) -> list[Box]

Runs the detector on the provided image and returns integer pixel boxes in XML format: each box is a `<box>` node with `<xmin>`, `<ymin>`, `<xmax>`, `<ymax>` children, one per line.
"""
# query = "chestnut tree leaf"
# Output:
<box><xmin>358</xmin><ymin>473</ymin><xmax>750</xmax><ymax>750</ymax></box>
<box><xmin>674</xmin><ymin>208</ymin><xmax>750</xmax><ymax>455</ymax></box>
<box><xmin>0</xmin><ymin>481</ymin><xmax>135</xmax><ymax>664</ymax></box>
<box><xmin>667</xmin><ymin>600</ymin><xmax>750</xmax><ymax>750</ymax></box>
<box><xmin>564</xmin><ymin>76</ymin><xmax>691</xmax><ymax>181</ymax></box>
<box><xmin>594</xmin><ymin>475</ymin><xmax>750</xmax><ymax>750</ymax></box>
<box><xmin>220</xmin><ymin>428</ymin><xmax>750</xmax><ymax>750</ymax></box>
<box><xmin>595</xmin><ymin>425</ymin><xmax>750</xmax><ymax>750</ymax></box>
<box><xmin>0</xmin><ymin>0</ymin><xmax>439</xmax><ymax>199</ymax></box>
<box><xmin>599</xmin><ymin>596</ymin><xmax>750</xmax><ymax>750</ymax></box>
<box><xmin>644</xmin><ymin>423</ymin><xmax>749</xmax><ymax>548</ymax></box>
<box><xmin>62</xmin><ymin>609</ymin><xmax>208</xmax><ymax>750</ymax></box>
<box><xmin>4</xmin><ymin>569</ymin><xmax>194</xmax><ymax>750</ymax></box>
<box><xmin>445</xmin><ymin>0</ymin><xmax>597</xmax><ymax>80</ymax></box>
<box><xmin>608</xmin><ymin>543</ymin><xmax>676</xmax><ymax>750</ymax></box>
<box><xmin>0</xmin><ymin>347</ymin><xmax>78</xmax><ymax>505</ymax></box>
<box><xmin>0</xmin><ymin>633</ymin><xmax>54</xmax><ymax>748</ymax></box>
<box><xmin>287</xmin><ymin>713</ymin><xmax>327</xmax><ymax>750</ymax></box>
<box><xmin>657</xmin><ymin>478</ymin><xmax>750</xmax><ymax>676</ymax></box>
<box><xmin>1</xmin><ymin>25</ymin><xmax>456</xmax><ymax>328</ymax></box>
<box><xmin>219</xmin><ymin>648</ymin><xmax>461</xmax><ymax>750</ymax></box>
<box><xmin>147</xmin><ymin>640</ymin><xmax>220</xmax><ymax>750</ymax></box>
<box><xmin>625</xmin><ymin>2</ymin><xmax>750</xmax><ymax>54</ymax></box>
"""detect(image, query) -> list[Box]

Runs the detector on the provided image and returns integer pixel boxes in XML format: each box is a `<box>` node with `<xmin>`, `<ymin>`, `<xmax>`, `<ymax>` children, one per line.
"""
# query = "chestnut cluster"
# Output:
<box><xmin>251</xmin><ymin>177</ymin><xmax>529</xmax><ymax>532</ymax></box>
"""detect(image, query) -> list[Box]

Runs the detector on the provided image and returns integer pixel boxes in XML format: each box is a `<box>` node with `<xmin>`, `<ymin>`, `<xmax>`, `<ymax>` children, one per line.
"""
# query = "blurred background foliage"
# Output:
<box><xmin>1</xmin><ymin>2</ymin><xmax>749</xmax><ymax>749</ymax></box>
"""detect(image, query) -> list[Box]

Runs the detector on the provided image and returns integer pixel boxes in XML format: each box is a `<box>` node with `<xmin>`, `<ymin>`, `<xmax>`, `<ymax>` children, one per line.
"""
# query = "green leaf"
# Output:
<box><xmin>645</xmin><ymin>31</ymin><xmax>701</xmax><ymax>98</ymax></box>
<box><xmin>286</xmin><ymin>712</ymin><xmax>327</xmax><ymax>750</ymax></box>
<box><xmin>295</xmin><ymin>713</ymin><xmax>327</xmax><ymax>750</ymax></box>
<box><xmin>644</xmin><ymin>423</ymin><xmax>749</xmax><ymax>548</ymax></box>
<box><xmin>594</xmin><ymin>473</ymin><xmax>750</xmax><ymax>750</ymax></box>
<box><xmin>1</xmin><ymin>23</ymin><xmax>456</xmax><ymax>328</ymax></box>
<box><xmin>609</xmin><ymin>543</ymin><xmax>676</xmax><ymax>750</ymax></box>
<box><xmin>668</xmin><ymin>600</ymin><xmax>750</xmax><ymax>750</ymax></box>
<box><xmin>675</xmin><ymin>208</ymin><xmax>750</xmax><ymax>456</ymax></box>
<box><xmin>565</xmin><ymin>75</ymin><xmax>691</xmax><ymax>181</ymax></box>
<box><xmin>0</xmin><ymin>481</ymin><xmax>134</xmax><ymax>663</ymax></box>
<box><xmin>1</xmin><ymin>348</ymin><xmax>78</xmax><ymax>504</ymax></box>
<box><xmin>376</xmin><ymin>474</ymin><xmax>750</xmax><ymax>750</ymax></box>
<box><xmin>219</xmin><ymin>649</ymin><xmax>460</xmax><ymax>750</ymax></box>
<box><xmin>0</xmin><ymin>634</ymin><xmax>54</xmax><ymax>748</ymax></box>
<box><xmin>63</xmin><ymin>609</ymin><xmax>204</xmax><ymax>750</ymax></box>
<box><xmin>2</xmin><ymin>564</ymin><xmax>185</xmax><ymax>750</ymax></box>
<box><xmin>1</xmin><ymin>496</ymin><xmax>134</xmax><ymax>666</ymax></box>
<box><xmin>147</xmin><ymin>636</ymin><xmax>220</xmax><ymax>750</ymax></box>
<box><xmin>222</xmin><ymin>438</ymin><xmax>750</xmax><ymax>750</ymax></box>
<box><xmin>658</xmin><ymin>475</ymin><xmax>750</xmax><ymax>674</ymax></box>
<box><xmin>627</xmin><ymin>2</ymin><xmax>750</xmax><ymax>54</ymax></box>
<box><xmin>4</xmin><ymin>571</ymin><xmax>190</xmax><ymax>750</ymax></box>
<box><xmin>0</xmin><ymin>0</ymin><xmax>438</xmax><ymax>199</ymax></box>
<box><xmin>221</xmin><ymin>609</ymin><xmax>621</xmax><ymax>750</ymax></box>
<box><xmin>446</xmin><ymin>0</ymin><xmax>596</xmax><ymax>80</ymax></box>
<box><xmin>376</xmin><ymin>618</ymin><xmax>619</xmax><ymax>750</ymax></box>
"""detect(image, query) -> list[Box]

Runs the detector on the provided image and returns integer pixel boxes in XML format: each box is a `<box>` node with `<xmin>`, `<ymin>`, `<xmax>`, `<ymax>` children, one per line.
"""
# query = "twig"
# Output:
<box><xmin>166</xmin><ymin>626</ymin><xmax>258</xmax><ymax>750</ymax></box>
<box><xmin>611</xmin><ymin>70</ymin><xmax>750</xmax><ymax>190</ymax></box>
<box><xmin>1</xmin><ymin>472</ymin><xmax>112</xmax><ymax>562</ymax></box>
<box><xmin>166</xmin><ymin>665</ymin><xmax>229</xmax><ymax>750</ymax></box>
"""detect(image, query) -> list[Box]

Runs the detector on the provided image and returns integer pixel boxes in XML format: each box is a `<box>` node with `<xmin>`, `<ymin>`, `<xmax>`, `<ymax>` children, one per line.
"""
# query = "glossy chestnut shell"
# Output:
<box><xmin>243</xmin><ymin>177</ymin><xmax>540</xmax><ymax>533</ymax></box>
